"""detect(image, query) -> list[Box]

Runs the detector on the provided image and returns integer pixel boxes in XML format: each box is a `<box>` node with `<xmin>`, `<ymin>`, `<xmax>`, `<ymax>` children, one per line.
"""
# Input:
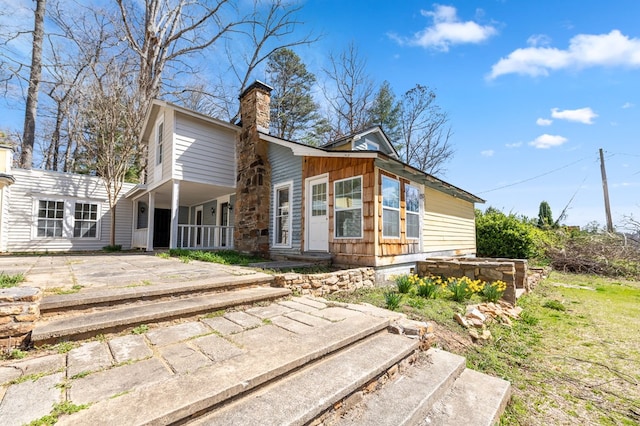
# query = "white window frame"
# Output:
<box><xmin>381</xmin><ymin>175</ymin><xmax>400</xmax><ymax>239</ymax></box>
<box><xmin>73</xmin><ymin>202</ymin><xmax>100</xmax><ymax>239</ymax></box>
<box><xmin>405</xmin><ymin>183</ymin><xmax>421</xmax><ymax>240</ymax></box>
<box><xmin>156</xmin><ymin>118</ymin><xmax>164</xmax><ymax>166</ymax></box>
<box><xmin>273</xmin><ymin>181</ymin><xmax>293</xmax><ymax>248</ymax></box>
<box><xmin>36</xmin><ymin>199</ymin><xmax>65</xmax><ymax>239</ymax></box>
<box><xmin>33</xmin><ymin>198</ymin><xmax>101</xmax><ymax>240</ymax></box>
<box><xmin>334</xmin><ymin>175</ymin><xmax>363</xmax><ymax>239</ymax></box>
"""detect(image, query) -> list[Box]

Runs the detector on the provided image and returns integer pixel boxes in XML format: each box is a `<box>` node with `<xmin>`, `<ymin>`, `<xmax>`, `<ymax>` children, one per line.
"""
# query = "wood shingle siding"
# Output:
<box><xmin>5</xmin><ymin>169</ymin><xmax>135</xmax><ymax>252</ymax></box>
<box><xmin>173</xmin><ymin>112</ymin><xmax>236</xmax><ymax>186</ymax></box>
<box><xmin>303</xmin><ymin>157</ymin><xmax>376</xmax><ymax>265</ymax></box>
<box><xmin>422</xmin><ymin>186</ymin><xmax>476</xmax><ymax>255</ymax></box>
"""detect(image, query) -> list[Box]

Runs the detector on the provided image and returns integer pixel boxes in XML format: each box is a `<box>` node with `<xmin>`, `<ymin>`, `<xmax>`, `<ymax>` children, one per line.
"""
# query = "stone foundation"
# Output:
<box><xmin>416</xmin><ymin>258</ymin><xmax>530</xmax><ymax>305</ymax></box>
<box><xmin>0</xmin><ymin>287</ymin><xmax>42</xmax><ymax>349</ymax></box>
<box><xmin>273</xmin><ymin>268</ymin><xmax>375</xmax><ymax>297</ymax></box>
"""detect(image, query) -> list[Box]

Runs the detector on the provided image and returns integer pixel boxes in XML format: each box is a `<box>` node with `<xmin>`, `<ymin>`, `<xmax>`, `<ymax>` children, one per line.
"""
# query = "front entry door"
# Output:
<box><xmin>153</xmin><ymin>208</ymin><xmax>171</xmax><ymax>248</ymax></box>
<box><xmin>306</xmin><ymin>175</ymin><xmax>329</xmax><ymax>251</ymax></box>
<box><xmin>220</xmin><ymin>202</ymin><xmax>229</xmax><ymax>247</ymax></box>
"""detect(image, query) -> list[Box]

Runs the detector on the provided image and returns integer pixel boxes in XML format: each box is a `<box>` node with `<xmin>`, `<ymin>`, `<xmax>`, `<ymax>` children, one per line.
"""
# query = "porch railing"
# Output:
<box><xmin>177</xmin><ymin>225</ymin><xmax>234</xmax><ymax>249</ymax></box>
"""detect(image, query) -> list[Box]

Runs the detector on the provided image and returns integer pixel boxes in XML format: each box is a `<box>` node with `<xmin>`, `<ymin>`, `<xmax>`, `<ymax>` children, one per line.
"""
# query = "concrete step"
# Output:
<box><xmin>334</xmin><ymin>348</ymin><xmax>467</xmax><ymax>426</ymax></box>
<box><xmin>40</xmin><ymin>274</ymin><xmax>275</xmax><ymax>315</ymax></box>
<box><xmin>31</xmin><ymin>286</ymin><xmax>291</xmax><ymax>345</ymax></box>
<box><xmin>424</xmin><ymin>368</ymin><xmax>512</xmax><ymax>426</ymax></box>
<box><xmin>56</xmin><ymin>308</ymin><xmax>392</xmax><ymax>426</ymax></box>
<box><xmin>187</xmin><ymin>332</ymin><xmax>419</xmax><ymax>425</ymax></box>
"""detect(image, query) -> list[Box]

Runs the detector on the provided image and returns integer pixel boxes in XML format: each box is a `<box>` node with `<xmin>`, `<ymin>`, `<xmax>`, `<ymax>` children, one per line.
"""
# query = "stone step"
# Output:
<box><xmin>31</xmin><ymin>286</ymin><xmax>291</xmax><ymax>345</ymax></box>
<box><xmin>56</xmin><ymin>308</ymin><xmax>392</xmax><ymax>426</ymax></box>
<box><xmin>515</xmin><ymin>288</ymin><xmax>527</xmax><ymax>299</ymax></box>
<box><xmin>424</xmin><ymin>367</ymin><xmax>512</xmax><ymax>426</ymax></box>
<box><xmin>40</xmin><ymin>274</ymin><xmax>275</xmax><ymax>315</ymax></box>
<box><xmin>187</xmin><ymin>332</ymin><xmax>419</xmax><ymax>425</ymax></box>
<box><xmin>333</xmin><ymin>348</ymin><xmax>467</xmax><ymax>426</ymax></box>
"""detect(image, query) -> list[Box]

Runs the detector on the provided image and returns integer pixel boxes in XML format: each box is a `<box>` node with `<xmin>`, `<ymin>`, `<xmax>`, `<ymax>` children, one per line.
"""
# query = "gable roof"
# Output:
<box><xmin>259</xmin><ymin>132</ymin><xmax>484</xmax><ymax>204</ymax></box>
<box><xmin>322</xmin><ymin>126</ymin><xmax>399</xmax><ymax>159</ymax></box>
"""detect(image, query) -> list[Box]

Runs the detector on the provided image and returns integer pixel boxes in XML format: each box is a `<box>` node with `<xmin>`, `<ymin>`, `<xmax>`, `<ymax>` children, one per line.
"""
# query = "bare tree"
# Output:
<box><xmin>399</xmin><ymin>84</ymin><xmax>454</xmax><ymax>176</ymax></box>
<box><xmin>75</xmin><ymin>61</ymin><xmax>139</xmax><ymax>246</ymax></box>
<box><xmin>20</xmin><ymin>0</ymin><xmax>46</xmax><ymax>169</ymax></box>
<box><xmin>115</xmin><ymin>0</ymin><xmax>240</xmax><ymax>120</ymax></box>
<box><xmin>323</xmin><ymin>42</ymin><xmax>375</xmax><ymax>139</ymax></box>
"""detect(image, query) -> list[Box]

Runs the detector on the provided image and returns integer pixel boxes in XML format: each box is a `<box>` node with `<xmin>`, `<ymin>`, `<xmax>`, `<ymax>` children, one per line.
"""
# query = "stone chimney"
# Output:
<box><xmin>234</xmin><ymin>81</ymin><xmax>273</xmax><ymax>256</ymax></box>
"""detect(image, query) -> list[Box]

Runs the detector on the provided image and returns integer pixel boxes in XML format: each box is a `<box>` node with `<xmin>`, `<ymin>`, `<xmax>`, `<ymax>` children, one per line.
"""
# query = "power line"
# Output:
<box><xmin>477</xmin><ymin>156</ymin><xmax>592</xmax><ymax>194</ymax></box>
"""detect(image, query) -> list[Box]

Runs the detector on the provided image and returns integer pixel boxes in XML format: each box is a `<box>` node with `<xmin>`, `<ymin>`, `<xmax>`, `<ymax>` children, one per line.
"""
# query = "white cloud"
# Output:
<box><xmin>389</xmin><ymin>4</ymin><xmax>497</xmax><ymax>51</ymax></box>
<box><xmin>529</xmin><ymin>134</ymin><xmax>568</xmax><ymax>149</ymax></box>
<box><xmin>505</xmin><ymin>142</ymin><xmax>523</xmax><ymax>148</ymax></box>
<box><xmin>551</xmin><ymin>107</ymin><xmax>598</xmax><ymax>124</ymax></box>
<box><xmin>536</xmin><ymin>118</ymin><xmax>553</xmax><ymax>126</ymax></box>
<box><xmin>481</xmin><ymin>150</ymin><xmax>494</xmax><ymax>157</ymax></box>
<box><xmin>622</xmin><ymin>102</ymin><xmax>634</xmax><ymax>109</ymax></box>
<box><xmin>527</xmin><ymin>34</ymin><xmax>552</xmax><ymax>47</ymax></box>
<box><xmin>488</xmin><ymin>30</ymin><xmax>640</xmax><ymax>79</ymax></box>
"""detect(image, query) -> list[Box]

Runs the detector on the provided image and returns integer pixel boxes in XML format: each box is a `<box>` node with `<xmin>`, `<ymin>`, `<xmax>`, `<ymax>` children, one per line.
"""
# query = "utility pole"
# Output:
<box><xmin>599</xmin><ymin>148</ymin><xmax>614</xmax><ymax>233</ymax></box>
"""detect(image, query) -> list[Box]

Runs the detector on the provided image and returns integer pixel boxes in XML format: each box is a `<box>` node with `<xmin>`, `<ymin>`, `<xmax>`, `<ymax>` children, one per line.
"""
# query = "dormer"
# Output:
<box><xmin>322</xmin><ymin>126</ymin><xmax>399</xmax><ymax>159</ymax></box>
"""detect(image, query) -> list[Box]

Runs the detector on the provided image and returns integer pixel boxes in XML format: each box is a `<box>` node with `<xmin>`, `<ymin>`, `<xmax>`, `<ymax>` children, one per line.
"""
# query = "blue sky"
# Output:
<box><xmin>1</xmin><ymin>0</ymin><xmax>638</xmax><ymax>228</ymax></box>
<box><xmin>292</xmin><ymin>0</ymin><xmax>640</xmax><ymax>228</ymax></box>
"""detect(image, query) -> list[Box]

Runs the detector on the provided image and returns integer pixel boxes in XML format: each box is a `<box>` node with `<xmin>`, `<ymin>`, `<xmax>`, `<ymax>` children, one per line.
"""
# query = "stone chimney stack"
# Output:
<box><xmin>234</xmin><ymin>81</ymin><xmax>273</xmax><ymax>256</ymax></box>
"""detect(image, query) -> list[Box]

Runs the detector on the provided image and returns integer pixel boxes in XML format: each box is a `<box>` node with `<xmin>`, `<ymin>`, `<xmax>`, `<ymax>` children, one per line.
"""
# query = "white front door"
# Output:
<box><xmin>306</xmin><ymin>175</ymin><xmax>329</xmax><ymax>252</ymax></box>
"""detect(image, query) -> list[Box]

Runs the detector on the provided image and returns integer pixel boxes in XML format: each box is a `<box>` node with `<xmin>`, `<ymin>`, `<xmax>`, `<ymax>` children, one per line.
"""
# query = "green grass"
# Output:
<box><xmin>26</xmin><ymin>401</ymin><xmax>90</xmax><ymax>425</ymax></box>
<box><xmin>0</xmin><ymin>272</ymin><xmax>25</xmax><ymax>288</ymax></box>
<box><xmin>166</xmin><ymin>249</ymin><xmax>266</xmax><ymax>266</ymax></box>
<box><xmin>327</xmin><ymin>272</ymin><xmax>640</xmax><ymax>425</ymax></box>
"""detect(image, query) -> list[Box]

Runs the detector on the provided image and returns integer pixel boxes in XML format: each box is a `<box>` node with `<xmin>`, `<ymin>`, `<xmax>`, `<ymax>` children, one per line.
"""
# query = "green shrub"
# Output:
<box><xmin>416</xmin><ymin>276</ymin><xmax>440</xmax><ymax>299</ymax></box>
<box><xmin>384</xmin><ymin>290</ymin><xmax>402</xmax><ymax>311</ymax></box>
<box><xmin>102</xmin><ymin>244</ymin><xmax>122</xmax><ymax>252</ymax></box>
<box><xmin>476</xmin><ymin>208</ymin><xmax>538</xmax><ymax>259</ymax></box>
<box><xmin>394</xmin><ymin>274</ymin><xmax>414</xmax><ymax>294</ymax></box>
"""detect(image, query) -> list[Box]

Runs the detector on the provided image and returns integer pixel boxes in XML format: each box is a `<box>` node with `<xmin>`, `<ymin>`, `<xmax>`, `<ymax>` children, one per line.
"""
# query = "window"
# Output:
<box><xmin>405</xmin><ymin>184</ymin><xmax>421</xmax><ymax>239</ymax></box>
<box><xmin>334</xmin><ymin>176</ymin><xmax>362</xmax><ymax>238</ymax></box>
<box><xmin>311</xmin><ymin>182</ymin><xmax>327</xmax><ymax>217</ymax></box>
<box><xmin>37</xmin><ymin>200</ymin><xmax>64</xmax><ymax>238</ymax></box>
<box><xmin>382</xmin><ymin>176</ymin><xmax>400</xmax><ymax>238</ymax></box>
<box><xmin>74</xmin><ymin>202</ymin><xmax>98</xmax><ymax>238</ymax></box>
<box><xmin>274</xmin><ymin>183</ymin><xmax>291</xmax><ymax>246</ymax></box>
<box><xmin>156</xmin><ymin>120</ymin><xmax>164</xmax><ymax>165</ymax></box>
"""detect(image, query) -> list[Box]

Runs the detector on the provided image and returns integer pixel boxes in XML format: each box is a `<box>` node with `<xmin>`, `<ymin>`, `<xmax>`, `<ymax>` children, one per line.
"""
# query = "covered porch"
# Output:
<box><xmin>126</xmin><ymin>179</ymin><xmax>236</xmax><ymax>251</ymax></box>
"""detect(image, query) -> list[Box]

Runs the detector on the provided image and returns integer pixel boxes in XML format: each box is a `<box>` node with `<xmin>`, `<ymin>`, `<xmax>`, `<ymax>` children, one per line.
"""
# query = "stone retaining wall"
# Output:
<box><xmin>273</xmin><ymin>268</ymin><xmax>375</xmax><ymax>296</ymax></box>
<box><xmin>0</xmin><ymin>287</ymin><xmax>42</xmax><ymax>350</ymax></box>
<box><xmin>415</xmin><ymin>258</ymin><xmax>530</xmax><ymax>305</ymax></box>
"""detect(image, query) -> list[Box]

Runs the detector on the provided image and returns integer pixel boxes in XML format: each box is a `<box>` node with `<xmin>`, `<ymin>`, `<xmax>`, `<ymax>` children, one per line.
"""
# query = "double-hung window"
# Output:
<box><xmin>156</xmin><ymin>120</ymin><xmax>164</xmax><ymax>165</ymax></box>
<box><xmin>382</xmin><ymin>176</ymin><xmax>400</xmax><ymax>238</ymax></box>
<box><xmin>405</xmin><ymin>184</ymin><xmax>421</xmax><ymax>239</ymax></box>
<box><xmin>334</xmin><ymin>176</ymin><xmax>362</xmax><ymax>238</ymax></box>
<box><xmin>74</xmin><ymin>202</ymin><xmax>98</xmax><ymax>238</ymax></box>
<box><xmin>274</xmin><ymin>182</ymin><xmax>292</xmax><ymax>246</ymax></box>
<box><xmin>37</xmin><ymin>200</ymin><xmax>64</xmax><ymax>237</ymax></box>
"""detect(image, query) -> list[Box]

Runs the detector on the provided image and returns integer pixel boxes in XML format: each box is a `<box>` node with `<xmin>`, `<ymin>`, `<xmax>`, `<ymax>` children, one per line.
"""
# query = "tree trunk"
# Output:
<box><xmin>21</xmin><ymin>0</ymin><xmax>46</xmax><ymax>169</ymax></box>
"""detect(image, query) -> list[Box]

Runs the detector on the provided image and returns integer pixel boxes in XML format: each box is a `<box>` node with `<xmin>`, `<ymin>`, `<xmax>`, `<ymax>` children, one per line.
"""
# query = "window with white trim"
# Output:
<box><xmin>405</xmin><ymin>184</ymin><xmax>421</xmax><ymax>239</ymax></box>
<box><xmin>37</xmin><ymin>200</ymin><xmax>64</xmax><ymax>238</ymax></box>
<box><xmin>274</xmin><ymin>182</ymin><xmax>292</xmax><ymax>246</ymax></box>
<box><xmin>74</xmin><ymin>202</ymin><xmax>98</xmax><ymax>238</ymax></box>
<box><xmin>382</xmin><ymin>176</ymin><xmax>400</xmax><ymax>238</ymax></box>
<box><xmin>156</xmin><ymin>120</ymin><xmax>164</xmax><ymax>165</ymax></box>
<box><xmin>334</xmin><ymin>176</ymin><xmax>362</xmax><ymax>238</ymax></box>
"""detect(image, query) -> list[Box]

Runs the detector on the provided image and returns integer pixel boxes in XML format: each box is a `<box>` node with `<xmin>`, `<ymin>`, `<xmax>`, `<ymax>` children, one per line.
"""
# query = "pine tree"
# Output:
<box><xmin>267</xmin><ymin>48</ymin><xmax>320</xmax><ymax>142</ymax></box>
<box><xmin>367</xmin><ymin>80</ymin><xmax>401</xmax><ymax>146</ymax></box>
<box><xmin>537</xmin><ymin>201</ymin><xmax>554</xmax><ymax>228</ymax></box>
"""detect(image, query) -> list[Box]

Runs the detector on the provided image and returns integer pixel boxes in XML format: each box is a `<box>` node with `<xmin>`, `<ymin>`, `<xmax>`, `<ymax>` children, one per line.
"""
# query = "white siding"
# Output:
<box><xmin>422</xmin><ymin>186</ymin><xmax>476</xmax><ymax>254</ymax></box>
<box><xmin>5</xmin><ymin>169</ymin><xmax>135</xmax><ymax>252</ymax></box>
<box><xmin>147</xmin><ymin>108</ymin><xmax>174</xmax><ymax>186</ymax></box>
<box><xmin>173</xmin><ymin>113</ymin><xmax>236</xmax><ymax>186</ymax></box>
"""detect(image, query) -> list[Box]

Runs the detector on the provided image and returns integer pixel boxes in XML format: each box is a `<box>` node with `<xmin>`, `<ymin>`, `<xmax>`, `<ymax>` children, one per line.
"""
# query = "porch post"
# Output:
<box><xmin>169</xmin><ymin>180</ymin><xmax>180</xmax><ymax>249</ymax></box>
<box><xmin>146</xmin><ymin>192</ymin><xmax>155</xmax><ymax>251</ymax></box>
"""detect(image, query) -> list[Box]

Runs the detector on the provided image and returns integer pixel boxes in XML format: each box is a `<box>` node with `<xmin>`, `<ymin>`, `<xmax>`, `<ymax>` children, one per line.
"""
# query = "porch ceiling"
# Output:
<box><xmin>143</xmin><ymin>181</ymin><xmax>235</xmax><ymax>208</ymax></box>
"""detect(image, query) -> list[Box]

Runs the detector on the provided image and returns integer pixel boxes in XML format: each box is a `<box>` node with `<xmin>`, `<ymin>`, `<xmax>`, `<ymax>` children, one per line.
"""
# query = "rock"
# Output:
<box><xmin>454</xmin><ymin>313</ymin><xmax>468</xmax><ymax>328</ymax></box>
<box><xmin>466</xmin><ymin>308</ymin><xmax>486</xmax><ymax>322</ymax></box>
